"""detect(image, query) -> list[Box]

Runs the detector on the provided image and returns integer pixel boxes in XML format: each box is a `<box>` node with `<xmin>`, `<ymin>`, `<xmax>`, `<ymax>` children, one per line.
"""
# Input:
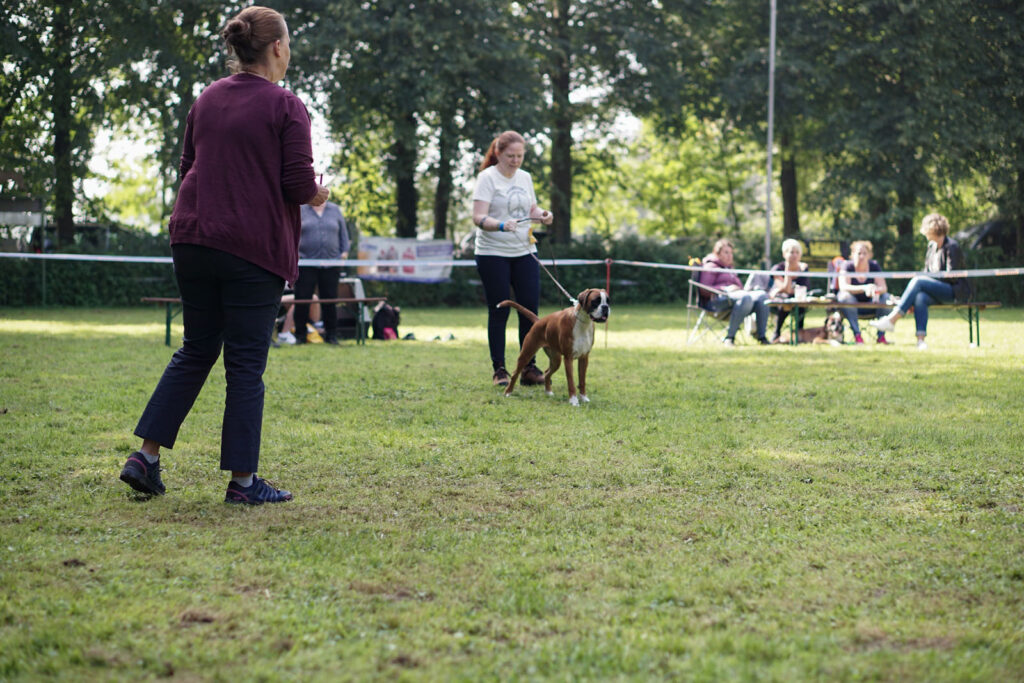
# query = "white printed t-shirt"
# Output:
<box><xmin>472</xmin><ymin>165</ymin><xmax>537</xmax><ymax>257</ymax></box>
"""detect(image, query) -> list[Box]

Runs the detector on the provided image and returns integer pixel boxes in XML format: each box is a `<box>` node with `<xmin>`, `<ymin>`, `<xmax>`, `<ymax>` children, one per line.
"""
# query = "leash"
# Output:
<box><xmin>510</xmin><ymin>218</ymin><xmax>577</xmax><ymax>305</ymax></box>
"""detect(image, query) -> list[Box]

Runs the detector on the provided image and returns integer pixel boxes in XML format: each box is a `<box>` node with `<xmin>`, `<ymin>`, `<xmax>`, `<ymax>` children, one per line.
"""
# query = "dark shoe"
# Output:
<box><xmin>294</xmin><ymin>336</ymin><xmax>308</xmax><ymax>345</ymax></box>
<box><xmin>492</xmin><ymin>367</ymin><xmax>510</xmax><ymax>386</ymax></box>
<box><xmin>119</xmin><ymin>452</ymin><xmax>165</xmax><ymax>496</ymax></box>
<box><xmin>324</xmin><ymin>336</ymin><xmax>340</xmax><ymax>345</ymax></box>
<box><xmin>521</xmin><ymin>363</ymin><xmax>545</xmax><ymax>386</ymax></box>
<box><xmin>756</xmin><ymin>336</ymin><xmax>771</xmax><ymax>345</ymax></box>
<box><xmin>225</xmin><ymin>476</ymin><xmax>293</xmax><ymax>505</ymax></box>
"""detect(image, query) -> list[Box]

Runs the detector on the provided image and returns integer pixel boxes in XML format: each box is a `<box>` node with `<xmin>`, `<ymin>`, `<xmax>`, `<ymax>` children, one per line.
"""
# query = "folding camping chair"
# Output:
<box><xmin>686</xmin><ymin>275</ymin><xmax>734</xmax><ymax>345</ymax></box>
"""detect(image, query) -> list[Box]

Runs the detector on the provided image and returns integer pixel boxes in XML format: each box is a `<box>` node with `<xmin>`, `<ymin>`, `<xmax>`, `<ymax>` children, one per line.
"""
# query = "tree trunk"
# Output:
<box><xmin>547</xmin><ymin>0</ymin><xmax>572</xmax><ymax>244</ymax></box>
<box><xmin>433</xmin><ymin>114</ymin><xmax>455</xmax><ymax>240</ymax></box>
<box><xmin>893</xmin><ymin>189</ymin><xmax>918</xmax><ymax>270</ymax></box>
<box><xmin>392</xmin><ymin>113</ymin><xmax>418</xmax><ymax>238</ymax></box>
<box><xmin>53</xmin><ymin>6</ymin><xmax>75</xmax><ymax>247</ymax></box>
<box><xmin>718</xmin><ymin>133</ymin><xmax>740</xmax><ymax>230</ymax></box>
<box><xmin>1016</xmin><ymin>162</ymin><xmax>1024</xmax><ymax>258</ymax></box>
<box><xmin>780</xmin><ymin>130</ymin><xmax>800</xmax><ymax>238</ymax></box>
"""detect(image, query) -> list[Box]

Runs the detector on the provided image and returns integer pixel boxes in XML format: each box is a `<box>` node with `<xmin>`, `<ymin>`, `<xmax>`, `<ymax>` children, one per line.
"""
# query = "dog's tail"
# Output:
<box><xmin>496</xmin><ymin>300</ymin><xmax>539</xmax><ymax>324</ymax></box>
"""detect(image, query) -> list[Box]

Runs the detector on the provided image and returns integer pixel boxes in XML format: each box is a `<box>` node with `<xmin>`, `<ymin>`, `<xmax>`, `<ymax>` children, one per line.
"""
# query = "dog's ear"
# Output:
<box><xmin>577</xmin><ymin>289</ymin><xmax>593</xmax><ymax>306</ymax></box>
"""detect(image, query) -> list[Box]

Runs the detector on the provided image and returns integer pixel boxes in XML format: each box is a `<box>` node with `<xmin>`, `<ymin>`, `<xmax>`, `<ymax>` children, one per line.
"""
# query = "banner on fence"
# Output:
<box><xmin>356</xmin><ymin>237</ymin><xmax>454</xmax><ymax>283</ymax></box>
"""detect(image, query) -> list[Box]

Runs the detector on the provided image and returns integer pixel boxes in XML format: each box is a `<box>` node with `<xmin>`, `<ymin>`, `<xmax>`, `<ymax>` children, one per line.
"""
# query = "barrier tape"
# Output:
<box><xmin>1</xmin><ymin>251</ymin><xmax>1021</xmax><ymax>280</ymax></box>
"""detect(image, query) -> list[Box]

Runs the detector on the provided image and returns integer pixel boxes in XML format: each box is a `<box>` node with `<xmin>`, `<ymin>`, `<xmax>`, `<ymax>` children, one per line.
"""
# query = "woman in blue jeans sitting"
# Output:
<box><xmin>871</xmin><ymin>213</ymin><xmax>971</xmax><ymax>350</ymax></box>
<box><xmin>698</xmin><ymin>238</ymin><xmax>770</xmax><ymax>347</ymax></box>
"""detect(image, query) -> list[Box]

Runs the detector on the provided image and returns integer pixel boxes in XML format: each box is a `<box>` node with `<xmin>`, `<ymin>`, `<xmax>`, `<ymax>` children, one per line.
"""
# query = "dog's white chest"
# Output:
<box><xmin>571</xmin><ymin>319</ymin><xmax>595</xmax><ymax>358</ymax></box>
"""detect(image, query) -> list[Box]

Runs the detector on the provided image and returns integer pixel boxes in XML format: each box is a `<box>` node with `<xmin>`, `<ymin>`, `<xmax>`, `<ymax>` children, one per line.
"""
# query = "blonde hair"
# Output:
<box><xmin>850</xmin><ymin>240</ymin><xmax>873</xmax><ymax>257</ymax></box>
<box><xmin>781</xmin><ymin>238</ymin><xmax>803</xmax><ymax>257</ymax></box>
<box><xmin>712</xmin><ymin>238</ymin><xmax>734</xmax><ymax>256</ymax></box>
<box><xmin>222</xmin><ymin>6</ymin><xmax>286</xmax><ymax>73</ymax></box>
<box><xmin>479</xmin><ymin>131</ymin><xmax>525</xmax><ymax>171</ymax></box>
<box><xmin>921</xmin><ymin>213</ymin><xmax>949</xmax><ymax>239</ymax></box>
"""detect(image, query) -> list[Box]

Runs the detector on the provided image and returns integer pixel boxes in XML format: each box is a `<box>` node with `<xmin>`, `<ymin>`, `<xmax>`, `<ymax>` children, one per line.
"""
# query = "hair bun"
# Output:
<box><xmin>221</xmin><ymin>18</ymin><xmax>253</xmax><ymax>44</ymax></box>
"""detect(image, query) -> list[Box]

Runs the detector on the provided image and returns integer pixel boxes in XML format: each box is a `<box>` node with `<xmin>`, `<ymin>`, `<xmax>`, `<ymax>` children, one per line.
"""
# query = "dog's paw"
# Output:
<box><xmin>579</xmin><ymin>394</ymin><xmax>590</xmax><ymax>403</ymax></box>
<box><xmin>568</xmin><ymin>395</ymin><xmax>580</xmax><ymax>406</ymax></box>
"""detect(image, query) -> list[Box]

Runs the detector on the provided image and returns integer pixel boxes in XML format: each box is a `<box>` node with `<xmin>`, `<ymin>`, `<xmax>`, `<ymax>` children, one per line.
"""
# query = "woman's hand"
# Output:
<box><xmin>539</xmin><ymin>210</ymin><xmax>553</xmax><ymax>226</ymax></box>
<box><xmin>308</xmin><ymin>184</ymin><xmax>330</xmax><ymax>207</ymax></box>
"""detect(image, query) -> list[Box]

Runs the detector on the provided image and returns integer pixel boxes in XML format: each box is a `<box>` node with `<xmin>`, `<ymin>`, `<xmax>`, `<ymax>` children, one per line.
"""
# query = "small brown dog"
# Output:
<box><xmin>774</xmin><ymin>310</ymin><xmax>845</xmax><ymax>345</ymax></box>
<box><xmin>498</xmin><ymin>289</ymin><xmax>610</xmax><ymax>405</ymax></box>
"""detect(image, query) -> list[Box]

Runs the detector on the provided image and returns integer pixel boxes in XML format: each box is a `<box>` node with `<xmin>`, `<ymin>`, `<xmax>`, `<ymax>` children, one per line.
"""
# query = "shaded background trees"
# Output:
<box><xmin>2</xmin><ymin>0</ymin><xmax>1023</xmax><ymax>263</ymax></box>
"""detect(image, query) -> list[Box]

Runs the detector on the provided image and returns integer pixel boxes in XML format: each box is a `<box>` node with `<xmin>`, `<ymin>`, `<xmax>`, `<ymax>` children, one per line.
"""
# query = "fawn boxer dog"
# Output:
<box><xmin>774</xmin><ymin>310</ymin><xmax>845</xmax><ymax>344</ymax></box>
<box><xmin>497</xmin><ymin>288</ymin><xmax>610</xmax><ymax>406</ymax></box>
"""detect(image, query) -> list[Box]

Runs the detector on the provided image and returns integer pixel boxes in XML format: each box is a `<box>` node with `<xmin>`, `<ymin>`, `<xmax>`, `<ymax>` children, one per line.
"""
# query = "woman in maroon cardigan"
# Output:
<box><xmin>120</xmin><ymin>6</ymin><xmax>328</xmax><ymax>504</ymax></box>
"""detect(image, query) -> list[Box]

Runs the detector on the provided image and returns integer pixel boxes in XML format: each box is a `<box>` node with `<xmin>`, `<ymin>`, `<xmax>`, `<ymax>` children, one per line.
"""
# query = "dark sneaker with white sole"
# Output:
<box><xmin>225</xmin><ymin>476</ymin><xmax>293</xmax><ymax>505</ymax></box>
<box><xmin>492</xmin><ymin>367</ymin><xmax>510</xmax><ymax>386</ymax></box>
<box><xmin>521</xmin><ymin>363</ymin><xmax>545</xmax><ymax>386</ymax></box>
<box><xmin>119</xmin><ymin>452</ymin><xmax>165</xmax><ymax>496</ymax></box>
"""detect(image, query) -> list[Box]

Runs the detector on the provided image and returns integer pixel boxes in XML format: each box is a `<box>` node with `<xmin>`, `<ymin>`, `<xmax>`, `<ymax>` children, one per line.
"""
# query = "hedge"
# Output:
<box><xmin>2</xmin><ymin>234</ymin><xmax>1019</xmax><ymax>307</ymax></box>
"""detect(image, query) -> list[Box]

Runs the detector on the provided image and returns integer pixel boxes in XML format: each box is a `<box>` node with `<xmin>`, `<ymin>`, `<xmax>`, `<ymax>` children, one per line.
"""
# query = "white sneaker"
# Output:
<box><xmin>723</xmin><ymin>338</ymin><xmax>736</xmax><ymax>348</ymax></box>
<box><xmin>869</xmin><ymin>317</ymin><xmax>895</xmax><ymax>333</ymax></box>
<box><xmin>917</xmin><ymin>340</ymin><xmax>928</xmax><ymax>351</ymax></box>
<box><xmin>277</xmin><ymin>330</ymin><xmax>296</xmax><ymax>345</ymax></box>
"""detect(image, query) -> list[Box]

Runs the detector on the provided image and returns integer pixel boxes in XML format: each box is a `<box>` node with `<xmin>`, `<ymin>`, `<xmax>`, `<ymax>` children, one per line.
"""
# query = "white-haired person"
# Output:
<box><xmin>697</xmin><ymin>238</ymin><xmax>770</xmax><ymax>347</ymax></box>
<box><xmin>768</xmin><ymin>238</ymin><xmax>811</xmax><ymax>342</ymax></box>
<box><xmin>838</xmin><ymin>240</ymin><xmax>891</xmax><ymax>344</ymax></box>
<box><xmin>871</xmin><ymin>213</ymin><xmax>971</xmax><ymax>350</ymax></box>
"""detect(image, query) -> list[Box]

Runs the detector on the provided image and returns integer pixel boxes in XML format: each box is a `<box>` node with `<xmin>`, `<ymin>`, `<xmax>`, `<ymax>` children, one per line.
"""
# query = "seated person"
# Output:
<box><xmin>698</xmin><ymin>238</ymin><xmax>770</xmax><ymax>347</ymax></box>
<box><xmin>768</xmin><ymin>238</ymin><xmax>810</xmax><ymax>342</ymax></box>
<box><xmin>871</xmin><ymin>213</ymin><xmax>971</xmax><ymax>350</ymax></box>
<box><xmin>275</xmin><ymin>291</ymin><xmax>321</xmax><ymax>345</ymax></box>
<box><xmin>837</xmin><ymin>240</ymin><xmax>891</xmax><ymax>344</ymax></box>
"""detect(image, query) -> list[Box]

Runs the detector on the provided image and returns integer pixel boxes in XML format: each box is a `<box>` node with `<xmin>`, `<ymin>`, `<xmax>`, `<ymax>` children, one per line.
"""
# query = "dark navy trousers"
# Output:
<box><xmin>135</xmin><ymin>244</ymin><xmax>284</xmax><ymax>472</ymax></box>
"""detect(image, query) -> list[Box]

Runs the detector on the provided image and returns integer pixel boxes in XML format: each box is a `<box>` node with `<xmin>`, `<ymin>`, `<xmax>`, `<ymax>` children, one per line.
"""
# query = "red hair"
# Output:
<box><xmin>479</xmin><ymin>131</ymin><xmax>525</xmax><ymax>171</ymax></box>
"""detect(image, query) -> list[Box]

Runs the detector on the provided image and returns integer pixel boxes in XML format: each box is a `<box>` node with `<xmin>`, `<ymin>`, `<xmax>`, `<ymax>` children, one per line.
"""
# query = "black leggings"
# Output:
<box><xmin>475</xmin><ymin>254</ymin><xmax>540</xmax><ymax>370</ymax></box>
<box><xmin>293</xmin><ymin>266</ymin><xmax>341</xmax><ymax>341</ymax></box>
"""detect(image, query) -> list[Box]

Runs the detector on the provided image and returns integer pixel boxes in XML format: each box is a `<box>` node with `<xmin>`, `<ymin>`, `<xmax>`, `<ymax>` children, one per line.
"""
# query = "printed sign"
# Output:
<box><xmin>356</xmin><ymin>237</ymin><xmax>454</xmax><ymax>283</ymax></box>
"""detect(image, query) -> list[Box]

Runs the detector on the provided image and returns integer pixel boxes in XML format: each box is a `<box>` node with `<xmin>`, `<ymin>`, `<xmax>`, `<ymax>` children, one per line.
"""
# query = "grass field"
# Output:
<box><xmin>1</xmin><ymin>304</ymin><xmax>1023</xmax><ymax>681</ymax></box>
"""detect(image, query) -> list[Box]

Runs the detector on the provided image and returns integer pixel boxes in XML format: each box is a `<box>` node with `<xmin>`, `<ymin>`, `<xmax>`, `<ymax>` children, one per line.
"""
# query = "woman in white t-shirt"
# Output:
<box><xmin>471</xmin><ymin>130</ymin><xmax>554</xmax><ymax>387</ymax></box>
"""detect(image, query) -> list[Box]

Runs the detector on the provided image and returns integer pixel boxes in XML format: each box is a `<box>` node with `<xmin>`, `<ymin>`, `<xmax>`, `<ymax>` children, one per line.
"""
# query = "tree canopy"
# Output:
<box><xmin>1</xmin><ymin>0</ymin><xmax>1022</xmax><ymax>255</ymax></box>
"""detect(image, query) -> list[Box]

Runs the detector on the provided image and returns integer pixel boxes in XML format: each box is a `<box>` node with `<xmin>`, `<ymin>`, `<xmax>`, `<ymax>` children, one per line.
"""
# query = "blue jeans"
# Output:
<box><xmin>898</xmin><ymin>276</ymin><xmax>954</xmax><ymax>336</ymax></box>
<box><xmin>475</xmin><ymin>254</ymin><xmax>540</xmax><ymax>369</ymax></box>
<box><xmin>838</xmin><ymin>291</ymin><xmax>891</xmax><ymax>338</ymax></box>
<box><xmin>706</xmin><ymin>289</ymin><xmax>769</xmax><ymax>340</ymax></box>
<box><xmin>135</xmin><ymin>245</ymin><xmax>284</xmax><ymax>472</ymax></box>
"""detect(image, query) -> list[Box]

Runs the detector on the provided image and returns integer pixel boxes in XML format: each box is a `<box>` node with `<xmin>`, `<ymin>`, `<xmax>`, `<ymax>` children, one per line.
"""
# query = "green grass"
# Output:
<box><xmin>1</xmin><ymin>304</ymin><xmax>1023</xmax><ymax>681</ymax></box>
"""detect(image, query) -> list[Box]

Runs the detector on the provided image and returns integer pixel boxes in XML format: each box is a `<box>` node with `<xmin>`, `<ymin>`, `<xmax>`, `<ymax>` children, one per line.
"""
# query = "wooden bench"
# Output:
<box><xmin>141</xmin><ymin>296</ymin><xmax>387</xmax><ymax>347</ymax></box>
<box><xmin>769</xmin><ymin>299</ymin><xmax>1001</xmax><ymax>346</ymax></box>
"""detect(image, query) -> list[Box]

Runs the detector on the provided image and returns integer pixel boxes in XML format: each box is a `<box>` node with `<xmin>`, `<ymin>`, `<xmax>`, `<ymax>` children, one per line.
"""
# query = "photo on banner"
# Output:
<box><xmin>356</xmin><ymin>237</ymin><xmax>454</xmax><ymax>283</ymax></box>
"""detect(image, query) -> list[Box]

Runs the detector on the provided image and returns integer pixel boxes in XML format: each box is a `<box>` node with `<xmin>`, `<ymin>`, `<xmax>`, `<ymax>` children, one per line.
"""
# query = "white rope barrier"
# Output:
<box><xmin>1</xmin><ymin>251</ymin><xmax>1021</xmax><ymax>280</ymax></box>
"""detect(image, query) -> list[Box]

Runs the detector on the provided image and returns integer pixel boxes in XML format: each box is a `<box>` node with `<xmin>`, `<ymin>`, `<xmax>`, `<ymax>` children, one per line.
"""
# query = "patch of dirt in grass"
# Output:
<box><xmin>84</xmin><ymin>647</ymin><xmax>126</xmax><ymax>668</ymax></box>
<box><xmin>848</xmin><ymin>628</ymin><xmax>958</xmax><ymax>653</ymax></box>
<box><xmin>349</xmin><ymin>580</ymin><xmax>433</xmax><ymax>601</ymax></box>
<box><xmin>235</xmin><ymin>584</ymin><xmax>272</xmax><ymax>598</ymax></box>
<box><xmin>387</xmin><ymin>654</ymin><xmax>420</xmax><ymax>669</ymax></box>
<box><xmin>179</xmin><ymin>609</ymin><xmax>217</xmax><ymax>625</ymax></box>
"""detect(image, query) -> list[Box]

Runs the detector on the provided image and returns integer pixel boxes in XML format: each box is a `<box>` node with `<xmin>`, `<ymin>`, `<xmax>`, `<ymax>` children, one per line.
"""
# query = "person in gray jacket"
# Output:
<box><xmin>294</xmin><ymin>201</ymin><xmax>350</xmax><ymax>344</ymax></box>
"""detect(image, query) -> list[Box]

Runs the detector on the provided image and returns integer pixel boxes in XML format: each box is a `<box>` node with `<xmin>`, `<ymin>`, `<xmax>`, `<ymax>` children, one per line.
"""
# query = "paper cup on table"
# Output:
<box><xmin>794</xmin><ymin>285</ymin><xmax>807</xmax><ymax>301</ymax></box>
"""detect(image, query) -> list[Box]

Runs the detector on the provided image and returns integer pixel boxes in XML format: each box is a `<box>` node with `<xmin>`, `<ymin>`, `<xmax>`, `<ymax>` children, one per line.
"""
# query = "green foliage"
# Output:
<box><xmin>967</xmin><ymin>247</ymin><xmax>1024</xmax><ymax>305</ymax></box>
<box><xmin>573</xmin><ymin>119</ymin><xmax>767</xmax><ymax>240</ymax></box>
<box><xmin>2</xmin><ymin>306</ymin><xmax>1024</xmax><ymax>679</ymax></box>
